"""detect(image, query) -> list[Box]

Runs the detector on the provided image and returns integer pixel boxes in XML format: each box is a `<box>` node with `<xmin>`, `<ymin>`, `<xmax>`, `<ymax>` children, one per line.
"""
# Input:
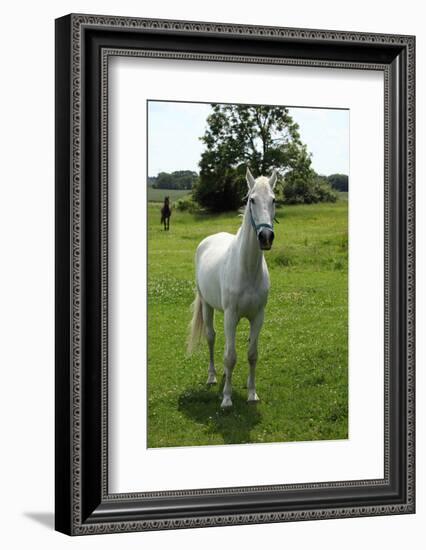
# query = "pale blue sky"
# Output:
<box><xmin>148</xmin><ymin>101</ymin><xmax>349</xmax><ymax>177</ymax></box>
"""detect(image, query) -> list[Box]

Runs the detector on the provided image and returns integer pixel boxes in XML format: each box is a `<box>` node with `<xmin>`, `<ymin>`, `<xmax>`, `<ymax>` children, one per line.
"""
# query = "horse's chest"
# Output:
<box><xmin>237</xmin><ymin>283</ymin><xmax>268</xmax><ymax>318</ymax></box>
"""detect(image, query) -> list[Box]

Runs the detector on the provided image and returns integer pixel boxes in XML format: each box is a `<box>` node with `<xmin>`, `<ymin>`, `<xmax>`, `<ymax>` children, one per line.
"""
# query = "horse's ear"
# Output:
<box><xmin>246</xmin><ymin>167</ymin><xmax>256</xmax><ymax>190</ymax></box>
<box><xmin>269</xmin><ymin>169</ymin><xmax>277</xmax><ymax>190</ymax></box>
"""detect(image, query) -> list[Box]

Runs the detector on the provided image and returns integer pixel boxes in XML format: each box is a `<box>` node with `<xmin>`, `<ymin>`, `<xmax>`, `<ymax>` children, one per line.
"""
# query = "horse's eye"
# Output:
<box><xmin>250</xmin><ymin>197</ymin><xmax>255</xmax><ymax>204</ymax></box>
<box><xmin>272</xmin><ymin>198</ymin><xmax>276</xmax><ymax>204</ymax></box>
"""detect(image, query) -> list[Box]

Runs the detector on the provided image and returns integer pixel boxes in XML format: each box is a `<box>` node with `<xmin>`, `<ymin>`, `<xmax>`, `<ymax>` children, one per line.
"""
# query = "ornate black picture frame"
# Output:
<box><xmin>55</xmin><ymin>13</ymin><xmax>415</xmax><ymax>535</ymax></box>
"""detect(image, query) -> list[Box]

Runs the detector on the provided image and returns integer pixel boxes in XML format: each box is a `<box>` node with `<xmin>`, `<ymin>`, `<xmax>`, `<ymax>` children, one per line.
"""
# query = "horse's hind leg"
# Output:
<box><xmin>202</xmin><ymin>302</ymin><xmax>216</xmax><ymax>385</ymax></box>
<box><xmin>247</xmin><ymin>310</ymin><xmax>264</xmax><ymax>403</ymax></box>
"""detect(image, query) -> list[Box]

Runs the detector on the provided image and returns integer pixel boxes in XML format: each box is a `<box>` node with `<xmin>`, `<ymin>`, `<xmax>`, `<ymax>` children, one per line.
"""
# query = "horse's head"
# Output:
<box><xmin>246</xmin><ymin>167</ymin><xmax>277</xmax><ymax>251</ymax></box>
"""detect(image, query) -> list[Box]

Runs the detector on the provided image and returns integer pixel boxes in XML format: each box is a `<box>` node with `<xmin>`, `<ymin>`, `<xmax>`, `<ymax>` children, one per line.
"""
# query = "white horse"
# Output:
<box><xmin>187</xmin><ymin>167</ymin><xmax>277</xmax><ymax>408</ymax></box>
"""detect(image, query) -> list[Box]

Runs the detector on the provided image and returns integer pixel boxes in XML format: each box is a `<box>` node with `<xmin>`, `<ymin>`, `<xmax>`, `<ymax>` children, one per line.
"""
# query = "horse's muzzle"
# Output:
<box><xmin>258</xmin><ymin>228</ymin><xmax>274</xmax><ymax>250</ymax></box>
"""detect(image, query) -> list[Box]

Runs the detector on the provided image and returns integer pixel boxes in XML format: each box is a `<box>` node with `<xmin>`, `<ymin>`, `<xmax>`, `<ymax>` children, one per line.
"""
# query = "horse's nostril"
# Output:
<box><xmin>259</xmin><ymin>229</ymin><xmax>273</xmax><ymax>240</ymax></box>
<box><xmin>258</xmin><ymin>228</ymin><xmax>274</xmax><ymax>248</ymax></box>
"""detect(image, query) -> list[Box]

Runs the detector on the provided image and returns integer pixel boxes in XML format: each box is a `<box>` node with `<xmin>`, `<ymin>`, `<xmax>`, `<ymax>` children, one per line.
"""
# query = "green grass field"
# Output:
<box><xmin>148</xmin><ymin>187</ymin><xmax>190</xmax><ymax>202</ymax></box>
<box><xmin>147</xmin><ymin>197</ymin><xmax>348</xmax><ymax>448</ymax></box>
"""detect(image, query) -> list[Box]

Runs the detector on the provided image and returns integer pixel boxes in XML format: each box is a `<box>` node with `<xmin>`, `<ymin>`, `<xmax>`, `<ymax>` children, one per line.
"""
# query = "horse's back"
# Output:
<box><xmin>196</xmin><ymin>231</ymin><xmax>234</xmax><ymax>273</ymax></box>
<box><xmin>196</xmin><ymin>232</ymin><xmax>234</xmax><ymax>310</ymax></box>
<box><xmin>198</xmin><ymin>231</ymin><xmax>232</xmax><ymax>254</ymax></box>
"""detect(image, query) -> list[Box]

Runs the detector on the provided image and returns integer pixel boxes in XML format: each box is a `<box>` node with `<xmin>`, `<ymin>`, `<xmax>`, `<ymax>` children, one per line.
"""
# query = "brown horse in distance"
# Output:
<box><xmin>161</xmin><ymin>196</ymin><xmax>171</xmax><ymax>231</ymax></box>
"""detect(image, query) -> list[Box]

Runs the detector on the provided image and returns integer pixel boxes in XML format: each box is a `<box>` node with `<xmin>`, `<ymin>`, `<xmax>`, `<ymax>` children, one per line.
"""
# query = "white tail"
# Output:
<box><xmin>187</xmin><ymin>291</ymin><xmax>205</xmax><ymax>354</ymax></box>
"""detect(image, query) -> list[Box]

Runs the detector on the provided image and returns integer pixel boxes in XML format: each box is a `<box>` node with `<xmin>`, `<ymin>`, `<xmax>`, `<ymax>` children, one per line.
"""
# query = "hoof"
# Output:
<box><xmin>207</xmin><ymin>374</ymin><xmax>217</xmax><ymax>385</ymax></box>
<box><xmin>221</xmin><ymin>396</ymin><xmax>233</xmax><ymax>409</ymax></box>
<box><xmin>247</xmin><ymin>393</ymin><xmax>260</xmax><ymax>403</ymax></box>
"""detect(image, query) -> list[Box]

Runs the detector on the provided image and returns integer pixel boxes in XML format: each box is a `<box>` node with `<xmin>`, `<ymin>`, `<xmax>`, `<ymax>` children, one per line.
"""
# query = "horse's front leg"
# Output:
<box><xmin>247</xmin><ymin>310</ymin><xmax>264</xmax><ymax>403</ymax></box>
<box><xmin>221</xmin><ymin>309</ymin><xmax>237</xmax><ymax>409</ymax></box>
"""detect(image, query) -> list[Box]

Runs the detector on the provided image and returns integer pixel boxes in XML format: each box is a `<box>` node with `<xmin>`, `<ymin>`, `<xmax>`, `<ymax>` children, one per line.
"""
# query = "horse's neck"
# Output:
<box><xmin>237</xmin><ymin>205</ymin><xmax>263</xmax><ymax>276</ymax></box>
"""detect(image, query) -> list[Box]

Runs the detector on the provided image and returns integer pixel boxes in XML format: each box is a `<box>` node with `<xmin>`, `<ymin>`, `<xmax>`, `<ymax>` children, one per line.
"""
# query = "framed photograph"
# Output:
<box><xmin>55</xmin><ymin>14</ymin><xmax>415</xmax><ymax>535</ymax></box>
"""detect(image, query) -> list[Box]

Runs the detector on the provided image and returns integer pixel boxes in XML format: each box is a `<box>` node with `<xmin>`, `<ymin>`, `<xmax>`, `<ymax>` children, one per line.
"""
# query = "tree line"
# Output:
<box><xmin>149</xmin><ymin>170</ymin><xmax>198</xmax><ymax>190</ymax></box>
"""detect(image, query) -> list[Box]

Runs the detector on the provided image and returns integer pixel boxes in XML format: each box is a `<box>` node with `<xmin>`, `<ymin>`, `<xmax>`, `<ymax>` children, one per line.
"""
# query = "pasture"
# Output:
<box><xmin>148</xmin><ymin>187</ymin><xmax>190</xmax><ymax>202</ymax></box>
<box><xmin>147</xmin><ymin>196</ymin><xmax>348</xmax><ymax>447</ymax></box>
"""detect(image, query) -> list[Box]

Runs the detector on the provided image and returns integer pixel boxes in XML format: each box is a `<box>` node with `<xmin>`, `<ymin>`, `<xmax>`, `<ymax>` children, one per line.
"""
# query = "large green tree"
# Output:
<box><xmin>200</xmin><ymin>104</ymin><xmax>301</xmax><ymax>174</ymax></box>
<box><xmin>195</xmin><ymin>104</ymin><xmax>333</xmax><ymax>211</ymax></box>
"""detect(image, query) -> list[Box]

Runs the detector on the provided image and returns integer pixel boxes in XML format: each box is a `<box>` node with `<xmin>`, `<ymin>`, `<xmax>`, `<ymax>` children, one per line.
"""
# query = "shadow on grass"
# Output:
<box><xmin>177</xmin><ymin>383</ymin><xmax>261</xmax><ymax>445</ymax></box>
